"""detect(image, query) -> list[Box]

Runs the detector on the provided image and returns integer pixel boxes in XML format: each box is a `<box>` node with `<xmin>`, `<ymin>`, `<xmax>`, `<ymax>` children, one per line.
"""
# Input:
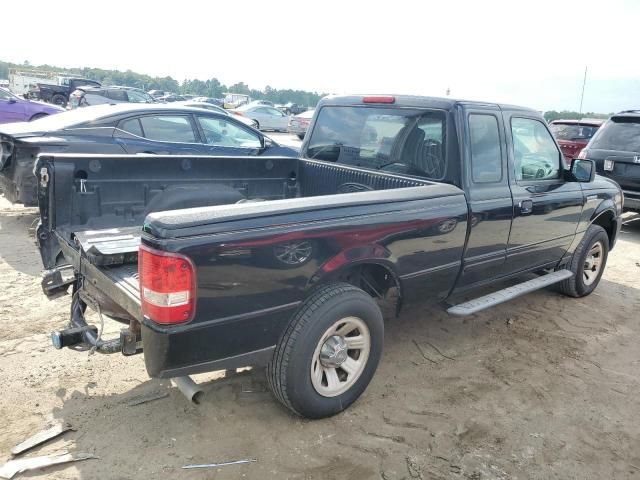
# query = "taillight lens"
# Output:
<box><xmin>139</xmin><ymin>245</ymin><xmax>196</xmax><ymax>324</ymax></box>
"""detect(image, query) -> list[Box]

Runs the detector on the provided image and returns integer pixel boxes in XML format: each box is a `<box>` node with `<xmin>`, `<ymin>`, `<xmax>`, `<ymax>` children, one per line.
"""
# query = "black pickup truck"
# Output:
<box><xmin>36</xmin><ymin>95</ymin><xmax>623</xmax><ymax>419</ymax></box>
<box><xmin>34</xmin><ymin>78</ymin><xmax>101</xmax><ymax>107</ymax></box>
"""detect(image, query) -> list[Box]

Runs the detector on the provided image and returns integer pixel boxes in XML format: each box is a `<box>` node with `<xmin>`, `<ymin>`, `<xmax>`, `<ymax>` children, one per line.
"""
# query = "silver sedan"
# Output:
<box><xmin>231</xmin><ymin>104</ymin><xmax>289</xmax><ymax>131</ymax></box>
<box><xmin>176</xmin><ymin>101</ymin><xmax>259</xmax><ymax>129</ymax></box>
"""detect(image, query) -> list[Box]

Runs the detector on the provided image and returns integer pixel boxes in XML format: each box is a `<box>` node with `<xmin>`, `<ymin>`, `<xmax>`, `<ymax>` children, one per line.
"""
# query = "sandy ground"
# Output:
<box><xmin>1</xmin><ymin>193</ymin><xmax>639</xmax><ymax>480</ymax></box>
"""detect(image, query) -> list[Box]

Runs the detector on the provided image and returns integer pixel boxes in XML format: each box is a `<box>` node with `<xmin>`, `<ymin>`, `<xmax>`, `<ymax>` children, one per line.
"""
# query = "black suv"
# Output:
<box><xmin>69</xmin><ymin>86</ymin><xmax>155</xmax><ymax>109</ymax></box>
<box><xmin>580</xmin><ymin>110</ymin><xmax>640</xmax><ymax>212</ymax></box>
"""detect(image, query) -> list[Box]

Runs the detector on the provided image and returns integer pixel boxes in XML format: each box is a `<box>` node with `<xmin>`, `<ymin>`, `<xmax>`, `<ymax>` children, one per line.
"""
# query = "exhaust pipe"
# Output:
<box><xmin>171</xmin><ymin>376</ymin><xmax>204</xmax><ymax>404</ymax></box>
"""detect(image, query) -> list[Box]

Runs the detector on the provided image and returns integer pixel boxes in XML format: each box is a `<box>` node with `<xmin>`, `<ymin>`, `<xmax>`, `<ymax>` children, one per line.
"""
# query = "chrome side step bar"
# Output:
<box><xmin>447</xmin><ymin>270</ymin><xmax>573</xmax><ymax>316</ymax></box>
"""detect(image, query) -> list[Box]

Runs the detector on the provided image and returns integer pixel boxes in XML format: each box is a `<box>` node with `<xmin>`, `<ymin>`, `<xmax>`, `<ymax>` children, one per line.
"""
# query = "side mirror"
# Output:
<box><xmin>261</xmin><ymin>136</ymin><xmax>274</xmax><ymax>150</ymax></box>
<box><xmin>568</xmin><ymin>158</ymin><xmax>596</xmax><ymax>182</ymax></box>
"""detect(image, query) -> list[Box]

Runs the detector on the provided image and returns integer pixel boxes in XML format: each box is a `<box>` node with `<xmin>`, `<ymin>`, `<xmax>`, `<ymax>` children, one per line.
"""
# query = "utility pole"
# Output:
<box><xmin>579</xmin><ymin>66</ymin><xmax>588</xmax><ymax>114</ymax></box>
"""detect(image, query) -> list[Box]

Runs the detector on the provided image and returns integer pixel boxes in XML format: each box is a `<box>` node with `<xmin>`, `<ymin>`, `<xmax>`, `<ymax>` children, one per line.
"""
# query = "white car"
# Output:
<box><xmin>231</xmin><ymin>104</ymin><xmax>289</xmax><ymax>131</ymax></box>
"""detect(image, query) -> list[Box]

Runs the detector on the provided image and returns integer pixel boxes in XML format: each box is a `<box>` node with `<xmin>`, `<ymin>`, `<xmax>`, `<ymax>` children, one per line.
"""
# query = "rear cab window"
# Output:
<box><xmin>305</xmin><ymin>106</ymin><xmax>446</xmax><ymax>180</ymax></box>
<box><xmin>469</xmin><ymin>114</ymin><xmax>502</xmax><ymax>183</ymax></box>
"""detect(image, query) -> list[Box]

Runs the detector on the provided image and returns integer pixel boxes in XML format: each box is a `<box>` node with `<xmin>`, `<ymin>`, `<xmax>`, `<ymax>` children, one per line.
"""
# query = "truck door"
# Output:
<box><xmin>502</xmin><ymin>111</ymin><xmax>583</xmax><ymax>274</ymax></box>
<box><xmin>456</xmin><ymin>107</ymin><xmax>513</xmax><ymax>288</ymax></box>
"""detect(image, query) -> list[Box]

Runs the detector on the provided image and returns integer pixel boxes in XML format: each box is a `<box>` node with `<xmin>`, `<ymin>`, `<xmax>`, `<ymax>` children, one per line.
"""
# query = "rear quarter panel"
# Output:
<box><xmin>141</xmin><ymin>192</ymin><xmax>468</xmax><ymax>377</ymax></box>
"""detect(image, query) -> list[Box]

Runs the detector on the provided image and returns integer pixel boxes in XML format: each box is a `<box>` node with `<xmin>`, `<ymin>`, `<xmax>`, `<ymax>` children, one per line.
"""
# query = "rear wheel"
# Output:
<box><xmin>267</xmin><ymin>283</ymin><xmax>383</xmax><ymax>418</ymax></box>
<box><xmin>51</xmin><ymin>94</ymin><xmax>66</xmax><ymax>107</ymax></box>
<box><xmin>559</xmin><ymin>224</ymin><xmax>609</xmax><ymax>297</ymax></box>
<box><xmin>297</xmin><ymin>133</ymin><xmax>305</xmax><ymax>140</ymax></box>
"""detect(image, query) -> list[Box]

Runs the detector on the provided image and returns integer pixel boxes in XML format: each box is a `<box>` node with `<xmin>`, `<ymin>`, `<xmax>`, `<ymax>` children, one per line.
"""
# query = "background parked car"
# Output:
<box><xmin>249</xmin><ymin>100</ymin><xmax>275</xmax><ymax>107</ymax></box>
<box><xmin>147</xmin><ymin>90</ymin><xmax>166</xmax><ymax>98</ymax></box>
<box><xmin>579</xmin><ymin>110</ymin><xmax>640</xmax><ymax>212</ymax></box>
<box><xmin>32</xmin><ymin>77</ymin><xmax>101</xmax><ymax>107</ymax></box>
<box><xmin>223</xmin><ymin>93</ymin><xmax>251</xmax><ymax>109</ymax></box>
<box><xmin>288</xmin><ymin>109</ymin><xmax>315</xmax><ymax>139</ymax></box>
<box><xmin>280</xmin><ymin>102</ymin><xmax>306</xmax><ymax>115</ymax></box>
<box><xmin>231</xmin><ymin>104</ymin><xmax>289</xmax><ymax>131</ymax></box>
<box><xmin>157</xmin><ymin>93</ymin><xmax>186</xmax><ymax>102</ymax></box>
<box><xmin>192</xmin><ymin>96</ymin><xmax>223</xmax><ymax>106</ymax></box>
<box><xmin>68</xmin><ymin>86</ymin><xmax>155</xmax><ymax>108</ymax></box>
<box><xmin>176</xmin><ymin>101</ymin><xmax>259</xmax><ymax>129</ymax></box>
<box><xmin>0</xmin><ymin>87</ymin><xmax>64</xmax><ymax>123</ymax></box>
<box><xmin>0</xmin><ymin>103</ymin><xmax>298</xmax><ymax>205</ymax></box>
<box><xmin>550</xmin><ymin>118</ymin><xmax>603</xmax><ymax>165</ymax></box>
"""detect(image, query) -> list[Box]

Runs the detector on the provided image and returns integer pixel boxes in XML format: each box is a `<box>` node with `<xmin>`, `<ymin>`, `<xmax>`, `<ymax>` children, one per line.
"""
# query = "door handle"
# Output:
<box><xmin>519</xmin><ymin>200</ymin><xmax>533</xmax><ymax>215</ymax></box>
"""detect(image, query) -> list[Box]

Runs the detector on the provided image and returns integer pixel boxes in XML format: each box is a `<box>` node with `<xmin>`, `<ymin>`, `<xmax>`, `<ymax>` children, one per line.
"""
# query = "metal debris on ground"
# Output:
<box><xmin>0</xmin><ymin>452</ymin><xmax>97</xmax><ymax>479</ymax></box>
<box><xmin>182</xmin><ymin>458</ymin><xmax>257</xmax><ymax>469</ymax></box>
<box><xmin>127</xmin><ymin>391</ymin><xmax>169</xmax><ymax>407</ymax></box>
<box><xmin>10</xmin><ymin>423</ymin><xmax>74</xmax><ymax>456</ymax></box>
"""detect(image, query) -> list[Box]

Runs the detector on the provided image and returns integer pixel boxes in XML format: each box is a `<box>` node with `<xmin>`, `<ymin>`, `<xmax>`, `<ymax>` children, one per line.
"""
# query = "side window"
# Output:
<box><xmin>119</xmin><ymin>118</ymin><xmax>143</xmax><ymax>137</ymax></box>
<box><xmin>197</xmin><ymin>116</ymin><xmax>261</xmax><ymax>148</ymax></box>
<box><xmin>511</xmin><ymin>118</ymin><xmax>561</xmax><ymax>181</ymax></box>
<box><xmin>469</xmin><ymin>114</ymin><xmax>502</xmax><ymax>183</ymax></box>
<box><xmin>0</xmin><ymin>89</ymin><xmax>11</xmax><ymax>100</ymax></box>
<box><xmin>267</xmin><ymin>107</ymin><xmax>284</xmax><ymax>116</ymax></box>
<box><xmin>105</xmin><ymin>90</ymin><xmax>127</xmax><ymax>101</ymax></box>
<box><xmin>126</xmin><ymin>90</ymin><xmax>150</xmax><ymax>103</ymax></box>
<box><xmin>139</xmin><ymin>115</ymin><xmax>196</xmax><ymax>142</ymax></box>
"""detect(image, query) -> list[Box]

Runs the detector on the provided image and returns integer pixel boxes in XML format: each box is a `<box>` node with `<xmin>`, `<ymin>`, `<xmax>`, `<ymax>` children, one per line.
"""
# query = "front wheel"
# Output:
<box><xmin>558</xmin><ymin>224</ymin><xmax>609</xmax><ymax>297</ymax></box>
<box><xmin>267</xmin><ymin>283</ymin><xmax>383</xmax><ymax>418</ymax></box>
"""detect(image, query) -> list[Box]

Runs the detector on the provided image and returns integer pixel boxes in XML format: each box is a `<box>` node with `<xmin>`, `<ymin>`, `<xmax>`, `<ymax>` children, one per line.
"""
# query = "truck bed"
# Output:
<box><xmin>37</xmin><ymin>154</ymin><xmax>439</xmax><ymax>269</ymax></box>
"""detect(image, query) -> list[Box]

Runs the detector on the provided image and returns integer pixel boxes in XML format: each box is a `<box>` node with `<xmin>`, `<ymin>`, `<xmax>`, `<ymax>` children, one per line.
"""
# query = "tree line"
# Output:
<box><xmin>0</xmin><ymin>60</ymin><xmax>617</xmax><ymax>117</ymax></box>
<box><xmin>543</xmin><ymin>110</ymin><xmax>612</xmax><ymax>122</ymax></box>
<box><xmin>0</xmin><ymin>60</ymin><xmax>326</xmax><ymax>107</ymax></box>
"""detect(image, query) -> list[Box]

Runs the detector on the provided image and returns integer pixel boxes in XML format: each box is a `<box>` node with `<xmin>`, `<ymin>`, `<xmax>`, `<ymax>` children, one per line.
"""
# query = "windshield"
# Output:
<box><xmin>590</xmin><ymin>118</ymin><xmax>640</xmax><ymax>152</ymax></box>
<box><xmin>305</xmin><ymin>106</ymin><xmax>447</xmax><ymax>180</ymax></box>
<box><xmin>550</xmin><ymin>123</ymin><xmax>599</xmax><ymax>141</ymax></box>
<box><xmin>0</xmin><ymin>87</ymin><xmax>19</xmax><ymax>100</ymax></box>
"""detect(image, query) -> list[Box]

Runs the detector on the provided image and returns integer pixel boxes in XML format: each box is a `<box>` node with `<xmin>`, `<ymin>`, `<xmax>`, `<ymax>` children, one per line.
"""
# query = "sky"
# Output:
<box><xmin>1</xmin><ymin>0</ymin><xmax>638</xmax><ymax>113</ymax></box>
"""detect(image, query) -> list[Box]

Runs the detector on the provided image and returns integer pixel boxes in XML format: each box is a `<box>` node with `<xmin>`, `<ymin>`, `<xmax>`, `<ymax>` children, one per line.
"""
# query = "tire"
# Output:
<box><xmin>267</xmin><ymin>282</ymin><xmax>383</xmax><ymax>418</ymax></box>
<box><xmin>558</xmin><ymin>224</ymin><xmax>609</xmax><ymax>297</ymax></box>
<box><xmin>29</xmin><ymin>113</ymin><xmax>47</xmax><ymax>121</ymax></box>
<box><xmin>51</xmin><ymin>94</ymin><xmax>66</xmax><ymax>107</ymax></box>
<box><xmin>252</xmin><ymin>120</ymin><xmax>260</xmax><ymax>130</ymax></box>
<box><xmin>297</xmin><ymin>133</ymin><xmax>305</xmax><ymax>140</ymax></box>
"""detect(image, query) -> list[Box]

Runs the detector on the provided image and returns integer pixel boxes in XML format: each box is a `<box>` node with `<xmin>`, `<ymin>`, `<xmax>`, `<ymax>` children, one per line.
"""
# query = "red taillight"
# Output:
<box><xmin>139</xmin><ymin>245</ymin><xmax>196</xmax><ymax>325</ymax></box>
<box><xmin>362</xmin><ymin>96</ymin><xmax>395</xmax><ymax>104</ymax></box>
<box><xmin>233</xmin><ymin>111</ymin><xmax>243</xmax><ymax>116</ymax></box>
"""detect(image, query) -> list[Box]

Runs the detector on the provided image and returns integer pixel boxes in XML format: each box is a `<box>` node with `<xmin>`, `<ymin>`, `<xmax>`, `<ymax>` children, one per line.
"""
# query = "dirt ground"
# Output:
<box><xmin>0</xmin><ymin>195</ymin><xmax>639</xmax><ymax>480</ymax></box>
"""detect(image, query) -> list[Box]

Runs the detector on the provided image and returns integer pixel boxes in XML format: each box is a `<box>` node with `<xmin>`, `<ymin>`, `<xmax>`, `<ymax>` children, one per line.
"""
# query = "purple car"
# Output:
<box><xmin>0</xmin><ymin>87</ymin><xmax>64</xmax><ymax>124</ymax></box>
